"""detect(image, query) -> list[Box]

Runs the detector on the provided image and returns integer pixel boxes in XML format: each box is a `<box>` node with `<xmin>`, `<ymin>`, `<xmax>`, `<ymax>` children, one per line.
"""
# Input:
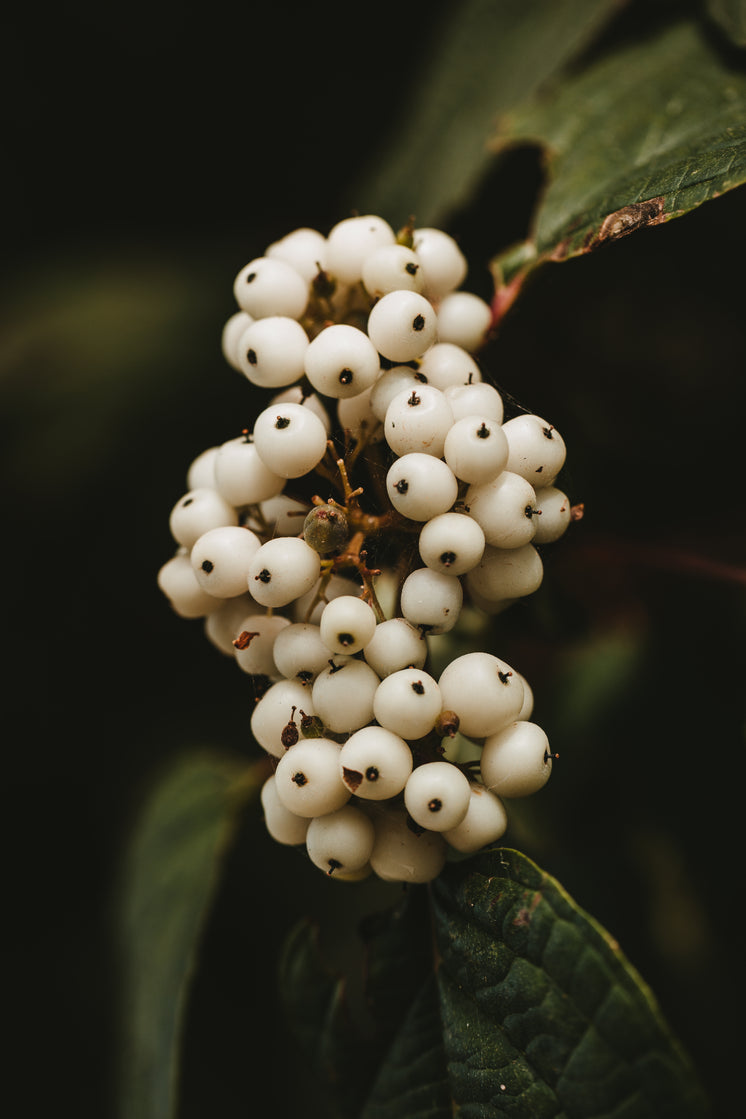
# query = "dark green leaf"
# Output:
<box><xmin>707</xmin><ymin>0</ymin><xmax>746</xmax><ymax>46</ymax></box>
<box><xmin>117</xmin><ymin>750</ymin><xmax>259</xmax><ymax>1119</ymax></box>
<box><xmin>431</xmin><ymin>848</ymin><xmax>711</xmax><ymax>1118</ymax></box>
<box><xmin>361</xmin><ymin>975</ymin><xmax>450</xmax><ymax>1119</ymax></box>
<box><xmin>492</xmin><ymin>18</ymin><xmax>746</xmax><ymax>295</ymax></box>
<box><xmin>279</xmin><ymin>888</ymin><xmax>449</xmax><ymax>1119</ymax></box>
<box><xmin>350</xmin><ymin>0</ymin><xmax>626</xmax><ymax>227</ymax></box>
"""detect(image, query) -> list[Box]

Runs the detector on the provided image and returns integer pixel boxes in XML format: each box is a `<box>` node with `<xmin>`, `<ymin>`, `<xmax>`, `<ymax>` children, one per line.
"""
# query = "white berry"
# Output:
<box><xmin>386</xmin><ymin>453</ymin><xmax>458</xmax><ymax>521</ymax></box>
<box><xmin>339</xmin><ymin>725</ymin><xmax>413</xmax><ymax>800</ymax></box>
<box><xmin>274</xmin><ymin>738</ymin><xmax>350</xmax><ymax>817</ymax></box>
<box><xmin>252</xmin><ymin>402</ymin><xmax>329</xmax><ymax>479</ymax></box>
<box><xmin>304</xmin><ymin>323</ymin><xmax>381</xmax><ymax>399</ymax></box>
<box><xmin>442</xmin><ymin>783</ymin><xmax>508</xmax><ymax>853</ymax></box>
<box><xmin>438</xmin><ymin>652</ymin><xmax>525</xmax><ymax>739</ymax></box>
<box><xmin>311</xmin><ymin>657</ymin><xmax>380</xmax><ymax>733</ymax></box>
<box><xmin>373</xmin><ymin>668</ymin><xmax>442</xmax><ymax>741</ymax></box>
<box><xmin>367</xmin><ymin>290</ymin><xmax>438</xmax><ymax>362</ymax></box>
<box><xmin>435</xmin><ymin>291</ymin><xmax>492</xmax><ymax>351</ymax></box>
<box><xmin>400</xmin><ymin>568</ymin><xmax>463</xmax><ymax>634</ymax></box>
<box><xmin>404</xmin><ymin>761</ymin><xmax>471</xmax><ymax>832</ymax></box>
<box><xmin>248</xmin><ymin>538</ymin><xmax>321</xmax><ymax>608</ymax></box>
<box><xmin>233</xmin><ymin>257</ymin><xmax>309</xmax><ymax>320</ymax></box>
<box><xmin>305</xmin><ymin>804</ymin><xmax>375</xmax><ymax>875</ymax></box>
<box><xmin>363</xmin><ymin>617</ymin><xmax>428</xmax><ymax>677</ymax></box>
<box><xmin>480</xmin><ymin>721</ymin><xmax>553</xmax><ymax>797</ymax></box>
<box><xmin>319</xmin><ymin>595</ymin><xmax>377</xmax><ymax>655</ymax></box>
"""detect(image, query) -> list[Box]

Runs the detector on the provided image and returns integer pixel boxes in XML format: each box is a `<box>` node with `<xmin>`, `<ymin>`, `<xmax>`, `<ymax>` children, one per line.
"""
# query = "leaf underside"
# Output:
<box><xmin>280</xmin><ymin>848</ymin><xmax>710</xmax><ymax>1119</ymax></box>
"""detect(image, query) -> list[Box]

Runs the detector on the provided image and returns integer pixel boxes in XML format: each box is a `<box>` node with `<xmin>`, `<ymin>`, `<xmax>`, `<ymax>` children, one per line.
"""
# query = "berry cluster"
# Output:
<box><xmin>158</xmin><ymin>214</ymin><xmax>576</xmax><ymax>884</ymax></box>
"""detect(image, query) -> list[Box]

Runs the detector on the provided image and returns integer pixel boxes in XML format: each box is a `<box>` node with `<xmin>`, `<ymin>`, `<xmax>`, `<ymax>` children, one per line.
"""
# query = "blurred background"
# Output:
<box><xmin>4</xmin><ymin>2</ymin><xmax>744</xmax><ymax>1116</ymax></box>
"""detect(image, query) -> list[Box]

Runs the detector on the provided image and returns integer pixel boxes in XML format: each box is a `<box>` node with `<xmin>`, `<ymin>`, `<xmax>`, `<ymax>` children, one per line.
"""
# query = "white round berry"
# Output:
<box><xmin>204</xmin><ymin>593</ymin><xmax>256</xmax><ymax>656</ymax></box>
<box><xmin>221</xmin><ymin>310</ymin><xmax>253</xmax><ymax>371</ymax></box>
<box><xmin>292</xmin><ymin>573</ymin><xmax>360</xmax><ymax>625</ymax></box>
<box><xmin>367</xmin><ymin>290</ymin><xmax>438</xmax><ymax>362</ymax></box>
<box><xmin>311</xmin><ymin>657</ymin><xmax>380</xmax><ymax>733</ymax></box>
<box><xmin>369</xmin><ymin>366</ymin><xmax>429</xmax><ymax>422</ymax></box>
<box><xmin>250</xmin><ymin>678</ymin><xmax>313</xmax><ymax>758</ymax></box>
<box><xmin>269</xmin><ymin>385</ymin><xmax>331</xmax><ymax>433</ymax></box>
<box><xmin>363</xmin><ymin>617</ymin><xmax>428</xmax><ymax>678</ymax></box>
<box><xmin>400</xmin><ymin>568</ymin><xmax>463</xmax><ymax>634</ymax></box>
<box><xmin>191</xmin><ymin>525</ymin><xmax>262</xmax><ymax>598</ymax></box>
<box><xmin>416</xmin><ymin>343</ymin><xmax>481</xmax><ymax>391</ymax></box>
<box><xmin>339</xmin><ymin>725</ymin><xmax>413</xmax><ymax>800</ymax></box>
<box><xmin>411</xmin><ymin>227</ymin><xmax>468</xmax><ymax>298</ymax></box>
<box><xmin>404</xmin><ymin>761</ymin><xmax>471</xmax><ymax>832</ymax></box>
<box><xmin>373</xmin><ymin>668</ymin><xmax>442</xmax><ymax>741</ymax></box>
<box><xmin>233</xmin><ymin>612</ymin><xmax>291</xmax><ymax>676</ymax></box>
<box><xmin>265</xmin><ymin>227</ymin><xmax>327</xmax><ymax>282</ymax></box>
<box><xmin>386</xmin><ymin>453</ymin><xmax>458</xmax><ymax>521</ymax></box>
<box><xmin>256</xmin><ymin>493</ymin><xmax>310</xmax><ymax>536</ymax></box>
<box><xmin>186</xmin><ymin>446</ymin><xmax>220</xmax><ymax>491</ymax></box>
<box><xmin>444</xmin><ymin>381</ymin><xmax>504</xmax><ymax>424</ymax></box>
<box><xmin>443</xmin><ymin>415</ymin><xmax>509</xmax><ymax>485</ymax></box>
<box><xmin>532</xmin><ymin>485</ymin><xmax>572</xmax><ymax>544</ymax></box>
<box><xmin>319</xmin><ymin>595</ymin><xmax>377</xmax><ymax>655</ymax></box>
<box><xmin>368</xmin><ymin>805</ymin><xmax>446</xmax><ymax>883</ymax></box>
<box><xmin>325</xmin><ymin>214</ymin><xmax>396</xmax><ymax>284</ymax></box>
<box><xmin>305</xmin><ymin>804</ymin><xmax>375</xmax><ymax>876</ymax></box>
<box><xmin>304</xmin><ymin>323</ymin><xmax>381</xmax><ymax>399</ymax></box>
<box><xmin>514</xmin><ymin>673</ymin><xmax>535</xmax><ymax>721</ymax></box>
<box><xmin>274</xmin><ymin>738</ymin><xmax>350</xmax><ymax>817</ymax></box>
<box><xmin>438</xmin><ymin>652</ymin><xmax>525</xmax><ymax>739</ymax></box>
<box><xmin>418</xmin><ymin>512</ymin><xmax>485</xmax><ymax>576</ymax></box>
<box><xmin>337</xmin><ymin>386</ymin><xmax>384</xmax><ymax>444</ymax></box>
<box><xmin>361</xmin><ymin>244</ymin><xmax>424</xmax><ymax>297</ymax></box>
<box><xmin>157</xmin><ymin>552</ymin><xmax>222</xmax><ymax>618</ymax></box>
<box><xmin>465</xmin><ymin>543</ymin><xmax>544</xmax><ymax>604</ymax></box>
<box><xmin>435</xmin><ymin>291</ymin><xmax>492</xmax><ymax>351</ymax></box>
<box><xmin>502</xmin><ymin>414</ymin><xmax>566</xmax><ymax>486</ymax></box>
<box><xmin>252</xmin><ymin>402</ymin><xmax>329</xmax><ymax>479</ymax></box>
<box><xmin>272</xmin><ymin>622</ymin><xmax>333</xmax><ymax>684</ymax></box>
<box><xmin>233</xmin><ymin>257</ymin><xmax>309</xmax><ymax>320</ymax></box>
<box><xmin>169</xmin><ymin>488</ymin><xmax>238</xmax><ymax>548</ymax></box>
<box><xmin>214</xmin><ymin>436</ymin><xmax>285</xmax><ymax>507</ymax></box>
<box><xmin>261</xmin><ymin>775</ymin><xmax>310</xmax><ymax>846</ymax></box>
<box><xmin>384</xmin><ymin>384</ymin><xmax>454</xmax><ymax>458</ymax></box>
<box><xmin>248</xmin><ymin>538</ymin><xmax>321</xmax><ymax>608</ymax></box>
<box><xmin>442</xmin><ymin>783</ymin><xmax>508</xmax><ymax>853</ymax></box>
<box><xmin>480</xmin><ymin>721</ymin><xmax>553</xmax><ymax>797</ymax></box>
<box><xmin>465</xmin><ymin>471</ymin><xmax>539</xmax><ymax>549</ymax></box>
<box><xmin>235</xmin><ymin>316</ymin><xmax>309</xmax><ymax>388</ymax></box>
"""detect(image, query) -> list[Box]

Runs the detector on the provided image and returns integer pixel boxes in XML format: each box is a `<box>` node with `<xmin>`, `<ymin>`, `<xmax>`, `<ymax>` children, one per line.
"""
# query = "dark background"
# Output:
<box><xmin>4</xmin><ymin>3</ymin><xmax>744</xmax><ymax>1117</ymax></box>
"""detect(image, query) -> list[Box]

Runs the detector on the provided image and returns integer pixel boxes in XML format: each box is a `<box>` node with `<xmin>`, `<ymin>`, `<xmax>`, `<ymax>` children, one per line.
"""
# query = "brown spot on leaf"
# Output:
<box><xmin>513</xmin><ymin>890</ymin><xmax>541</xmax><ymax>927</ymax></box>
<box><xmin>589</xmin><ymin>197</ymin><xmax>666</xmax><ymax>249</ymax></box>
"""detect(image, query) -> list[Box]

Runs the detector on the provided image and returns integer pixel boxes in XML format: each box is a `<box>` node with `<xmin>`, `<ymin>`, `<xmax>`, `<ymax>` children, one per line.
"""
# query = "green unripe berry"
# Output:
<box><xmin>303</xmin><ymin>503</ymin><xmax>349</xmax><ymax>556</ymax></box>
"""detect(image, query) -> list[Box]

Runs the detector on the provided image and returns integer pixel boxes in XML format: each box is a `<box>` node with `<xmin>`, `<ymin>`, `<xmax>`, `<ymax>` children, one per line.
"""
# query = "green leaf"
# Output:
<box><xmin>280</xmin><ymin>849</ymin><xmax>708</xmax><ymax>1117</ymax></box>
<box><xmin>431</xmin><ymin>848</ymin><xmax>711</xmax><ymax>1118</ymax></box>
<box><xmin>707</xmin><ymin>0</ymin><xmax>746</xmax><ymax>46</ymax></box>
<box><xmin>361</xmin><ymin>975</ymin><xmax>450</xmax><ymax>1119</ymax></box>
<box><xmin>117</xmin><ymin>750</ymin><xmax>260</xmax><ymax>1119</ymax></box>
<box><xmin>350</xmin><ymin>0</ymin><xmax>626</xmax><ymax>227</ymax></box>
<box><xmin>279</xmin><ymin>888</ymin><xmax>450</xmax><ymax>1119</ymax></box>
<box><xmin>492</xmin><ymin>18</ymin><xmax>746</xmax><ymax>294</ymax></box>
